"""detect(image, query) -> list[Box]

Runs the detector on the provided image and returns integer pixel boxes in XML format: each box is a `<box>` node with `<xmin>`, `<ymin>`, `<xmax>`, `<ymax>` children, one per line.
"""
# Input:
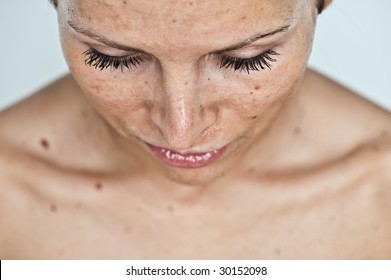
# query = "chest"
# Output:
<box><xmin>2</xmin><ymin>180</ymin><xmax>389</xmax><ymax>259</ymax></box>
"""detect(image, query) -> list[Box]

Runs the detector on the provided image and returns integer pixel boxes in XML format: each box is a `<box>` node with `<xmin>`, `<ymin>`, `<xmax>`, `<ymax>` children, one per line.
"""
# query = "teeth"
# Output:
<box><xmin>162</xmin><ymin>149</ymin><xmax>215</xmax><ymax>162</ymax></box>
<box><xmin>165</xmin><ymin>150</ymin><xmax>171</xmax><ymax>158</ymax></box>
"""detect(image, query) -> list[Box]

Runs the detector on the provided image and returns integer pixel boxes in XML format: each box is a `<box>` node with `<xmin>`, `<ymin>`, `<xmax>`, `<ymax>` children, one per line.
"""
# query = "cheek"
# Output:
<box><xmin>64</xmin><ymin>51</ymin><xmax>143</xmax><ymax>108</ymax></box>
<box><xmin>60</xmin><ymin>30</ymin><xmax>150</xmax><ymax>114</ymax></box>
<box><xmin>64</xmin><ymin>48</ymin><xmax>155</xmax><ymax>135</ymax></box>
<box><xmin>222</xmin><ymin>70</ymin><xmax>302</xmax><ymax>121</ymax></box>
<box><xmin>241</xmin><ymin>36</ymin><xmax>312</xmax><ymax>117</ymax></box>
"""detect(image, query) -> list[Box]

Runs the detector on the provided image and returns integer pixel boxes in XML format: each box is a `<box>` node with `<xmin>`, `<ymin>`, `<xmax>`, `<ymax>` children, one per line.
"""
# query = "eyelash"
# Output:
<box><xmin>83</xmin><ymin>48</ymin><xmax>280</xmax><ymax>74</ymax></box>
<box><xmin>83</xmin><ymin>48</ymin><xmax>145</xmax><ymax>71</ymax></box>
<box><xmin>219</xmin><ymin>49</ymin><xmax>280</xmax><ymax>74</ymax></box>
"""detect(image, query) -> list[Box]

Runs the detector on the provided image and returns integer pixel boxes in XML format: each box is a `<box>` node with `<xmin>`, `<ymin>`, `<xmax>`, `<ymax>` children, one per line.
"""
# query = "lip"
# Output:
<box><xmin>146</xmin><ymin>143</ymin><xmax>228</xmax><ymax>168</ymax></box>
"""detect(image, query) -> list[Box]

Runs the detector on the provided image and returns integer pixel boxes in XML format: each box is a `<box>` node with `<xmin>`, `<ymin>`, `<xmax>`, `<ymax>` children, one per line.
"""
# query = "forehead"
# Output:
<box><xmin>64</xmin><ymin>0</ymin><xmax>303</xmax><ymax>53</ymax></box>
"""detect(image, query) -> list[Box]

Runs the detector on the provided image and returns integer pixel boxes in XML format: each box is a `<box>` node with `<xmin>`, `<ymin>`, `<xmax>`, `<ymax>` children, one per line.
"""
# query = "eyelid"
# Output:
<box><xmin>83</xmin><ymin>47</ymin><xmax>148</xmax><ymax>71</ymax></box>
<box><xmin>87</xmin><ymin>43</ymin><xmax>145</xmax><ymax>57</ymax></box>
<box><xmin>218</xmin><ymin>49</ymin><xmax>280</xmax><ymax>74</ymax></box>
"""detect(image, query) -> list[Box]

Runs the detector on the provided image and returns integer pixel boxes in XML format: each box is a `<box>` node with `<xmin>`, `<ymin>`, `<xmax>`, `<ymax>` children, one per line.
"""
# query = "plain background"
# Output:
<box><xmin>0</xmin><ymin>0</ymin><xmax>390</xmax><ymax>111</ymax></box>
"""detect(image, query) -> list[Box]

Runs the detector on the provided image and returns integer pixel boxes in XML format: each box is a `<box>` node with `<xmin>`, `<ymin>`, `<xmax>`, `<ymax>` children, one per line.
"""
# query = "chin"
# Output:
<box><xmin>162</xmin><ymin>165</ymin><xmax>228</xmax><ymax>187</ymax></box>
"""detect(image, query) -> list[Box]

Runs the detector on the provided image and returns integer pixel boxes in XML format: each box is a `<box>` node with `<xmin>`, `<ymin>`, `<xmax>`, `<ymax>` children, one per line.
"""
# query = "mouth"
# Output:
<box><xmin>146</xmin><ymin>143</ymin><xmax>228</xmax><ymax>168</ymax></box>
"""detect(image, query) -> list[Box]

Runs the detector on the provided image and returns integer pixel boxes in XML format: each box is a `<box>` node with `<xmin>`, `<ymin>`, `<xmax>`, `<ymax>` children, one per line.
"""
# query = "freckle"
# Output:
<box><xmin>184</xmin><ymin>81</ymin><xmax>188</xmax><ymax>85</ymax></box>
<box><xmin>40</xmin><ymin>138</ymin><xmax>50</xmax><ymax>149</ymax></box>
<box><xmin>144</xmin><ymin>81</ymin><xmax>148</xmax><ymax>85</ymax></box>
<box><xmin>124</xmin><ymin>226</ymin><xmax>132</xmax><ymax>233</ymax></box>
<box><xmin>122</xmin><ymin>0</ymin><xmax>127</xmax><ymax>4</ymax></box>
<box><xmin>266</xmin><ymin>95</ymin><xmax>270</xmax><ymax>99</ymax></box>
<box><xmin>250</xmin><ymin>92</ymin><xmax>253</xmax><ymax>95</ymax></box>
<box><xmin>274</xmin><ymin>247</ymin><xmax>282</xmax><ymax>255</ymax></box>
<box><xmin>251</xmin><ymin>116</ymin><xmax>257</xmax><ymax>119</ymax></box>
<box><xmin>75</xmin><ymin>202</ymin><xmax>83</xmax><ymax>209</ymax></box>
<box><xmin>372</xmin><ymin>145</ymin><xmax>379</xmax><ymax>152</ymax></box>
<box><xmin>200</xmin><ymin>104</ymin><xmax>203</xmax><ymax>108</ymax></box>
<box><xmin>254</xmin><ymin>85</ymin><xmax>260</xmax><ymax>90</ymax></box>
<box><xmin>189</xmin><ymin>1</ymin><xmax>193</xmax><ymax>5</ymax></box>
<box><xmin>172</xmin><ymin>19</ymin><xmax>177</xmax><ymax>23</ymax></box>
<box><xmin>167</xmin><ymin>205</ymin><xmax>175</xmax><ymax>213</ymax></box>
<box><xmin>50</xmin><ymin>204</ymin><xmax>57</xmax><ymax>213</ymax></box>
<box><xmin>294</xmin><ymin>127</ymin><xmax>301</xmax><ymax>135</ymax></box>
<box><xmin>95</xmin><ymin>182</ymin><xmax>103</xmax><ymax>190</ymax></box>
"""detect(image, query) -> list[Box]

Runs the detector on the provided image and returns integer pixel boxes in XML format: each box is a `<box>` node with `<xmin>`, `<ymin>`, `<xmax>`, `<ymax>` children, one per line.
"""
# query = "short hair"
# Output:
<box><xmin>318</xmin><ymin>0</ymin><xmax>326</xmax><ymax>14</ymax></box>
<box><xmin>50</xmin><ymin>0</ymin><xmax>57</xmax><ymax>7</ymax></box>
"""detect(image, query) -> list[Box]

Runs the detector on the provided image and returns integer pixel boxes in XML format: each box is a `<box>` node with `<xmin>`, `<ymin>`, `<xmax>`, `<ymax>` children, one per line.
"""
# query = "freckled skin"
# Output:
<box><xmin>59</xmin><ymin>0</ymin><xmax>315</xmax><ymax>185</ymax></box>
<box><xmin>0</xmin><ymin>0</ymin><xmax>391</xmax><ymax>259</ymax></box>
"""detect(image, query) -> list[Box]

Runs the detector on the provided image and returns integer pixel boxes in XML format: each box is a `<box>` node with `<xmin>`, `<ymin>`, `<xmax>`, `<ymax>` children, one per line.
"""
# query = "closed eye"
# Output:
<box><xmin>82</xmin><ymin>48</ymin><xmax>147</xmax><ymax>71</ymax></box>
<box><xmin>219</xmin><ymin>49</ymin><xmax>280</xmax><ymax>74</ymax></box>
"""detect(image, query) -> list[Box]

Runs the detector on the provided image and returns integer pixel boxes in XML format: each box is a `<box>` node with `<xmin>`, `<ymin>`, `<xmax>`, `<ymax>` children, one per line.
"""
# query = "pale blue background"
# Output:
<box><xmin>1</xmin><ymin>0</ymin><xmax>390</xmax><ymax>110</ymax></box>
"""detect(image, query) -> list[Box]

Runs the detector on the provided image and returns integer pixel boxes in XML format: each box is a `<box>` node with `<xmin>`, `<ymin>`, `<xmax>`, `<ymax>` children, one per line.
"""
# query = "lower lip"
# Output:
<box><xmin>147</xmin><ymin>144</ymin><xmax>227</xmax><ymax>168</ymax></box>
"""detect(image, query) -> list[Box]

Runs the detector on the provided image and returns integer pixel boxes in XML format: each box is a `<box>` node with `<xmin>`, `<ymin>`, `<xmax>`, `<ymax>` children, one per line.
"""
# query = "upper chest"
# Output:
<box><xmin>1</xmin><ymin>168</ymin><xmax>390</xmax><ymax>259</ymax></box>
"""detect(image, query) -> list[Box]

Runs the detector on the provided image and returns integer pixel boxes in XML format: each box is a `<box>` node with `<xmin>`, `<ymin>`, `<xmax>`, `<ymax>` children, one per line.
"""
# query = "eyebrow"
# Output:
<box><xmin>68</xmin><ymin>20</ymin><xmax>290</xmax><ymax>53</ymax></box>
<box><xmin>214</xmin><ymin>25</ymin><xmax>290</xmax><ymax>53</ymax></box>
<box><xmin>68</xmin><ymin>20</ymin><xmax>142</xmax><ymax>52</ymax></box>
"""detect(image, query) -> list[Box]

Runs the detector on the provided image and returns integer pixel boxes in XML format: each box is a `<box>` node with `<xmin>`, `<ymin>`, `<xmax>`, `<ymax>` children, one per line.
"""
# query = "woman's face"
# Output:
<box><xmin>58</xmin><ymin>0</ymin><xmax>319</xmax><ymax>186</ymax></box>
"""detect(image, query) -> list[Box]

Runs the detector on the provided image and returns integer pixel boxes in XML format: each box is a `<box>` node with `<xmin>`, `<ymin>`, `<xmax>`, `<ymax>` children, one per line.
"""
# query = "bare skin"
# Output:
<box><xmin>1</xmin><ymin>0</ymin><xmax>391</xmax><ymax>259</ymax></box>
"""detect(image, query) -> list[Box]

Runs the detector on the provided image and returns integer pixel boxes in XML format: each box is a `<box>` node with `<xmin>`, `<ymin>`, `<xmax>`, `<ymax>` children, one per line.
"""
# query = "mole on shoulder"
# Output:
<box><xmin>294</xmin><ymin>127</ymin><xmax>301</xmax><ymax>135</ymax></box>
<box><xmin>167</xmin><ymin>205</ymin><xmax>175</xmax><ymax>213</ymax></box>
<box><xmin>248</xmin><ymin>167</ymin><xmax>255</xmax><ymax>174</ymax></box>
<box><xmin>95</xmin><ymin>182</ymin><xmax>103</xmax><ymax>190</ymax></box>
<box><xmin>40</xmin><ymin>138</ymin><xmax>50</xmax><ymax>149</ymax></box>
<box><xmin>50</xmin><ymin>204</ymin><xmax>57</xmax><ymax>213</ymax></box>
<box><xmin>371</xmin><ymin>144</ymin><xmax>380</xmax><ymax>152</ymax></box>
<box><xmin>124</xmin><ymin>226</ymin><xmax>132</xmax><ymax>233</ymax></box>
<box><xmin>274</xmin><ymin>247</ymin><xmax>282</xmax><ymax>256</ymax></box>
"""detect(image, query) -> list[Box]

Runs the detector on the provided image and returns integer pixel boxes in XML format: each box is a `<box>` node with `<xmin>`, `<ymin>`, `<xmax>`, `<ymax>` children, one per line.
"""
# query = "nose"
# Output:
<box><xmin>151</xmin><ymin>61</ymin><xmax>215</xmax><ymax>151</ymax></box>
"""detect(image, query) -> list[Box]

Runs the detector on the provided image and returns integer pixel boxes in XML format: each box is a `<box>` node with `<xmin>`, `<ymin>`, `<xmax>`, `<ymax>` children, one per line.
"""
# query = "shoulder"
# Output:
<box><xmin>0</xmin><ymin>75</ymin><xmax>99</xmax><ymax>173</ymax></box>
<box><xmin>303</xmin><ymin>69</ymin><xmax>391</xmax><ymax>226</ymax></box>
<box><xmin>300</xmin><ymin>69</ymin><xmax>391</xmax><ymax>162</ymax></box>
<box><xmin>0</xmin><ymin>75</ymin><xmax>82</xmax><ymax>213</ymax></box>
<box><xmin>309</xmin><ymin>66</ymin><xmax>391</xmax><ymax>183</ymax></box>
<box><xmin>0</xmin><ymin>75</ymin><xmax>83</xmax><ymax>151</ymax></box>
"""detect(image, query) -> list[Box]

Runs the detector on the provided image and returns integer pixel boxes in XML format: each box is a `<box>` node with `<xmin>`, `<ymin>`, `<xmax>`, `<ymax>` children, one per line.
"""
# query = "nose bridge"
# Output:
<box><xmin>159</xmin><ymin>61</ymin><xmax>201</xmax><ymax>149</ymax></box>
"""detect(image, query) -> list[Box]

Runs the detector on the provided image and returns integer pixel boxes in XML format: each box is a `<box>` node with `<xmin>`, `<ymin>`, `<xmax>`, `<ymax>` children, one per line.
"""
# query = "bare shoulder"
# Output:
<box><xmin>300</xmin><ymin>69</ymin><xmax>391</xmax><ymax>162</ymax></box>
<box><xmin>0</xmin><ymin>75</ymin><xmax>84</xmax><ymax>153</ymax></box>
<box><xmin>314</xmin><ymin>69</ymin><xmax>391</xmax><ymax>241</ymax></box>
<box><xmin>0</xmin><ymin>75</ymin><xmax>108</xmax><ymax>177</ymax></box>
<box><xmin>308</xmin><ymin>67</ymin><xmax>391</xmax><ymax>169</ymax></box>
<box><xmin>304</xmin><ymin>69</ymin><xmax>391</xmax><ymax>133</ymax></box>
<box><xmin>0</xmin><ymin>75</ymin><xmax>83</xmax><ymax>226</ymax></box>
